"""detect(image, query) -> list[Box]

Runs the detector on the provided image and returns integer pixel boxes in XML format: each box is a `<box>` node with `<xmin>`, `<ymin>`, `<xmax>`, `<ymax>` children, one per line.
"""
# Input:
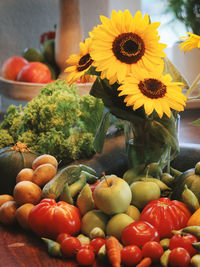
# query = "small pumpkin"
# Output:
<box><xmin>171</xmin><ymin>162</ymin><xmax>200</xmax><ymax>202</ymax></box>
<box><xmin>0</xmin><ymin>142</ymin><xmax>38</xmax><ymax>194</ymax></box>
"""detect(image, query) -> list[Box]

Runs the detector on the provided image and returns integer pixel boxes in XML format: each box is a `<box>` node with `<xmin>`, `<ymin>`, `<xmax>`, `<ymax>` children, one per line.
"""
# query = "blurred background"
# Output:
<box><xmin>0</xmin><ymin>0</ymin><xmax>194</xmax><ymax>66</ymax></box>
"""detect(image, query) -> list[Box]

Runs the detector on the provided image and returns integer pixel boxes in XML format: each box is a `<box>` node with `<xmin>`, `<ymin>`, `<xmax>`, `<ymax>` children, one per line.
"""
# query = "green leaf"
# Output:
<box><xmin>148</xmin><ymin>114</ymin><xmax>179</xmax><ymax>152</ymax></box>
<box><xmin>93</xmin><ymin>108</ymin><xmax>110</xmax><ymax>153</ymax></box>
<box><xmin>191</xmin><ymin>118</ymin><xmax>200</xmax><ymax>126</ymax></box>
<box><xmin>163</xmin><ymin>57</ymin><xmax>189</xmax><ymax>89</ymax></box>
<box><xmin>86</xmin><ymin>66</ymin><xmax>101</xmax><ymax>76</ymax></box>
<box><xmin>90</xmin><ymin>77</ymin><xmax>108</xmax><ymax>99</ymax></box>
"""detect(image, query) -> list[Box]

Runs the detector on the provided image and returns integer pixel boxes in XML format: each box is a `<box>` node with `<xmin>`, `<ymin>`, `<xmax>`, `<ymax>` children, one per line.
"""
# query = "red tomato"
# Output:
<box><xmin>142</xmin><ymin>241</ymin><xmax>164</xmax><ymax>262</ymax></box>
<box><xmin>61</xmin><ymin>236</ymin><xmax>81</xmax><ymax>258</ymax></box>
<box><xmin>168</xmin><ymin>247</ymin><xmax>191</xmax><ymax>267</ymax></box>
<box><xmin>76</xmin><ymin>248</ymin><xmax>95</xmax><ymax>266</ymax></box>
<box><xmin>169</xmin><ymin>233</ymin><xmax>198</xmax><ymax>256</ymax></box>
<box><xmin>1</xmin><ymin>56</ymin><xmax>28</xmax><ymax>81</ymax></box>
<box><xmin>121</xmin><ymin>245</ymin><xmax>143</xmax><ymax>266</ymax></box>
<box><xmin>56</xmin><ymin>233</ymin><xmax>71</xmax><ymax>244</ymax></box>
<box><xmin>90</xmin><ymin>238</ymin><xmax>105</xmax><ymax>254</ymax></box>
<box><xmin>28</xmin><ymin>198</ymin><xmax>81</xmax><ymax>239</ymax></box>
<box><xmin>140</xmin><ymin>198</ymin><xmax>191</xmax><ymax>238</ymax></box>
<box><xmin>17</xmin><ymin>62</ymin><xmax>51</xmax><ymax>83</ymax></box>
<box><xmin>121</xmin><ymin>220</ymin><xmax>159</xmax><ymax>247</ymax></box>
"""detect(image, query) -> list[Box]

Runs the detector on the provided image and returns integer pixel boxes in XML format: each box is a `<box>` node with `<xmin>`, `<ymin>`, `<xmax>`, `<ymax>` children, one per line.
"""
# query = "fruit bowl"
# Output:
<box><xmin>0</xmin><ymin>76</ymin><xmax>45</xmax><ymax>101</ymax></box>
<box><xmin>0</xmin><ymin>76</ymin><xmax>93</xmax><ymax>101</ymax></box>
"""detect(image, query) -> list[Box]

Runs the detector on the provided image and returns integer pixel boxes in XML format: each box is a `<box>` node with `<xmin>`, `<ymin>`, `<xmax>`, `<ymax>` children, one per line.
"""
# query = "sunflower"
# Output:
<box><xmin>90</xmin><ymin>9</ymin><xmax>167</xmax><ymax>84</ymax></box>
<box><xmin>65</xmin><ymin>37</ymin><xmax>93</xmax><ymax>85</ymax></box>
<box><xmin>117</xmin><ymin>69</ymin><xmax>186</xmax><ymax>118</ymax></box>
<box><xmin>179</xmin><ymin>32</ymin><xmax>200</xmax><ymax>52</ymax></box>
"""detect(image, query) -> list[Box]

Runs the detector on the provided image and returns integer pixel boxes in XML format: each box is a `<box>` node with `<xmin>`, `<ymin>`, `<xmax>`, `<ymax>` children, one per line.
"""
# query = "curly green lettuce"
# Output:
<box><xmin>0</xmin><ymin>79</ymin><xmax>104</xmax><ymax>164</ymax></box>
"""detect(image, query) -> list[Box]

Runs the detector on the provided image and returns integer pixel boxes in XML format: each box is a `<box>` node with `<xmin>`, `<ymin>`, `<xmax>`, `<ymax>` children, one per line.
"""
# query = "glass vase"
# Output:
<box><xmin>124</xmin><ymin>115</ymin><xmax>180</xmax><ymax>169</ymax></box>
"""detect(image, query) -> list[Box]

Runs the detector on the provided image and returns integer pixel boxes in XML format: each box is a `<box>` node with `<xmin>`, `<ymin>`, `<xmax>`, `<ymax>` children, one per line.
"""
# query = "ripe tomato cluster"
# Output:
<box><xmin>56</xmin><ymin>233</ymin><xmax>105</xmax><ymax>266</ymax></box>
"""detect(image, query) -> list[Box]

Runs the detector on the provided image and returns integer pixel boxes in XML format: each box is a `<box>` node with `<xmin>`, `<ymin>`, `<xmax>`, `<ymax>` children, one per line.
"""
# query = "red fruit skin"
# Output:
<box><xmin>142</xmin><ymin>241</ymin><xmax>164</xmax><ymax>262</ymax></box>
<box><xmin>17</xmin><ymin>62</ymin><xmax>51</xmax><ymax>83</ymax></box>
<box><xmin>169</xmin><ymin>233</ymin><xmax>198</xmax><ymax>257</ymax></box>
<box><xmin>168</xmin><ymin>247</ymin><xmax>191</xmax><ymax>267</ymax></box>
<box><xmin>1</xmin><ymin>56</ymin><xmax>28</xmax><ymax>81</ymax></box>
<box><xmin>121</xmin><ymin>221</ymin><xmax>160</xmax><ymax>247</ymax></box>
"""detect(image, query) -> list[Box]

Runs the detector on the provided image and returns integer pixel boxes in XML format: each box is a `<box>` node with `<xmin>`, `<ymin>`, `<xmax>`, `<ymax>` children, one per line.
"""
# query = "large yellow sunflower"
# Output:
<box><xmin>179</xmin><ymin>32</ymin><xmax>200</xmax><ymax>52</ymax></box>
<box><xmin>65</xmin><ymin>37</ymin><xmax>93</xmax><ymax>85</ymax></box>
<box><xmin>90</xmin><ymin>10</ymin><xmax>167</xmax><ymax>84</ymax></box>
<box><xmin>118</xmin><ymin>70</ymin><xmax>186</xmax><ymax>118</ymax></box>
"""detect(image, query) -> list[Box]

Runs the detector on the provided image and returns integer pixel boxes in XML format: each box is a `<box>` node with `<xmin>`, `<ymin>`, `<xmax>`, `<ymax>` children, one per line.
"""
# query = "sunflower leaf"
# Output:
<box><xmin>90</xmin><ymin>77</ymin><xmax>108</xmax><ymax>99</ymax></box>
<box><xmin>163</xmin><ymin>57</ymin><xmax>189</xmax><ymax>89</ymax></box>
<box><xmin>148</xmin><ymin>114</ymin><xmax>179</xmax><ymax>152</ymax></box>
<box><xmin>191</xmin><ymin>118</ymin><xmax>200</xmax><ymax>126</ymax></box>
<box><xmin>93</xmin><ymin>108</ymin><xmax>110</xmax><ymax>153</ymax></box>
<box><xmin>86</xmin><ymin>66</ymin><xmax>101</xmax><ymax>76</ymax></box>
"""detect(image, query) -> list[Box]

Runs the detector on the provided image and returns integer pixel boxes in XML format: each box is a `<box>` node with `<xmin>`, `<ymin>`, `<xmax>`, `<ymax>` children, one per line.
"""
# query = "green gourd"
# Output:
<box><xmin>171</xmin><ymin>162</ymin><xmax>200</xmax><ymax>202</ymax></box>
<box><xmin>0</xmin><ymin>142</ymin><xmax>37</xmax><ymax>194</ymax></box>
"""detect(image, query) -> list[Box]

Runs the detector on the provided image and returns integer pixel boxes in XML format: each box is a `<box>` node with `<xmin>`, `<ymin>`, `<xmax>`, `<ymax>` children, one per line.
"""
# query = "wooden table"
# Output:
<box><xmin>0</xmin><ymin>108</ymin><xmax>200</xmax><ymax>267</ymax></box>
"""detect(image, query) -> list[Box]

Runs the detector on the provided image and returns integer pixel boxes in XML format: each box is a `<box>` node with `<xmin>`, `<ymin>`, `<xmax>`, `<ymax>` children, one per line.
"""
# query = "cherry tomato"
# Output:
<box><xmin>169</xmin><ymin>233</ymin><xmax>198</xmax><ymax>256</ymax></box>
<box><xmin>56</xmin><ymin>233</ymin><xmax>71</xmax><ymax>244</ymax></box>
<box><xmin>140</xmin><ymin>198</ymin><xmax>191</xmax><ymax>238</ymax></box>
<box><xmin>80</xmin><ymin>244</ymin><xmax>94</xmax><ymax>251</ymax></box>
<box><xmin>90</xmin><ymin>238</ymin><xmax>106</xmax><ymax>254</ymax></box>
<box><xmin>142</xmin><ymin>241</ymin><xmax>164</xmax><ymax>262</ymax></box>
<box><xmin>28</xmin><ymin>198</ymin><xmax>81</xmax><ymax>239</ymax></box>
<box><xmin>121</xmin><ymin>245</ymin><xmax>143</xmax><ymax>266</ymax></box>
<box><xmin>61</xmin><ymin>236</ymin><xmax>81</xmax><ymax>258</ymax></box>
<box><xmin>121</xmin><ymin>220</ymin><xmax>159</xmax><ymax>247</ymax></box>
<box><xmin>76</xmin><ymin>248</ymin><xmax>95</xmax><ymax>266</ymax></box>
<box><xmin>168</xmin><ymin>247</ymin><xmax>191</xmax><ymax>267</ymax></box>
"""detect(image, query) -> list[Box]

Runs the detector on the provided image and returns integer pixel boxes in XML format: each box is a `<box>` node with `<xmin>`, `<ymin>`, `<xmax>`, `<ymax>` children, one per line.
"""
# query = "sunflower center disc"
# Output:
<box><xmin>112</xmin><ymin>33</ymin><xmax>145</xmax><ymax>64</ymax></box>
<box><xmin>139</xmin><ymin>78</ymin><xmax>167</xmax><ymax>99</ymax></box>
<box><xmin>77</xmin><ymin>53</ymin><xmax>93</xmax><ymax>71</ymax></box>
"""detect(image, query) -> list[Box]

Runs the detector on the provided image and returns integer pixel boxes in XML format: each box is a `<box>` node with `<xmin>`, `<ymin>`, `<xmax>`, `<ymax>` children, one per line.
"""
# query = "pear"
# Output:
<box><xmin>125</xmin><ymin>205</ymin><xmax>140</xmax><ymax>221</ymax></box>
<box><xmin>123</xmin><ymin>164</ymin><xmax>145</xmax><ymax>185</ymax></box>
<box><xmin>81</xmin><ymin>209</ymin><xmax>109</xmax><ymax>237</ymax></box>
<box><xmin>106</xmin><ymin>213</ymin><xmax>134</xmax><ymax>240</ymax></box>
<box><xmin>130</xmin><ymin>181</ymin><xmax>160</xmax><ymax>210</ymax></box>
<box><xmin>77</xmin><ymin>184</ymin><xmax>95</xmax><ymax>215</ymax></box>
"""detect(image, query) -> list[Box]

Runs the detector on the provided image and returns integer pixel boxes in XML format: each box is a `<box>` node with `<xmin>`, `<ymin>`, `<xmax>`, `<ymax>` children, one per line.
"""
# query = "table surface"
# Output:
<box><xmin>0</xmin><ymin>108</ymin><xmax>200</xmax><ymax>267</ymax></box>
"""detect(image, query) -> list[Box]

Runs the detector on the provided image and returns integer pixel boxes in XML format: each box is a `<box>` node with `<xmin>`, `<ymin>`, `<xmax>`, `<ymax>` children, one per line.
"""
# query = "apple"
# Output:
<box><xmin>17</xmin><ymin>62</ymin><xmax>51</xmax><ymax>83</ymax></box>
<box><xmin>81</xmin><ymin>209</ymin><xmax>109</xmax><ymax>237</ymax></box>
<box><xmin>130</xmin><ymin>181</ymin><xmax>160</xmax><ymax>210</ymax></box>
<box><xmin>1</xmin><ymin>56</ymin><xmax>28</xmax><ymax>81</ymax></box>
<box><xmin>106</xmin><ymin>213</ymin><xmax>134</xmax><ymax>240</ymax></box>
<box><xmin>93</xmin><ymin>175</ymin><xmax>132</xmax><ymax>215</ymax></box>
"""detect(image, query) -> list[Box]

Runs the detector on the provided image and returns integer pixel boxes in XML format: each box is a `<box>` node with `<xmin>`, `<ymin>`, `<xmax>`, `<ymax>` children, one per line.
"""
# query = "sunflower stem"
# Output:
<box><xmin>185</xmin><ymin>73</ymin><xmax>200</xmax><ymax>99</ymax></box>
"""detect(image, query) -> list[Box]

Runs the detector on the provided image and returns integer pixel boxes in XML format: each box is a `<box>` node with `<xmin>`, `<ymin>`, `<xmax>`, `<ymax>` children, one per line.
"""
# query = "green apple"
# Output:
<box><xmin>81</xmin><ymin>209</ymin><xmax>109</xmax><ymax>237</ymax></box>
<box><xmin>93</xmin><ymin>175</ymin><xmax>132</xmax><ymax>215</ymax></box>
<box><xmin>130</xmin><ymin>181</ymin><xmax>160</xmax><ymax>210</ymax></box>
<box><xmin>106</xmin><ymin>213</ymin><xmax>134</xmax><ymax>240</ymax></box>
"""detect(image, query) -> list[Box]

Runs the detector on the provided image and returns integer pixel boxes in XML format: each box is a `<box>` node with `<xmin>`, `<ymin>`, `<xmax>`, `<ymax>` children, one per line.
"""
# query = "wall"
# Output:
<box><xmin>0</xmin><ymin>0</ymin><xmax>141</xmax><ymax>66</ymax></box>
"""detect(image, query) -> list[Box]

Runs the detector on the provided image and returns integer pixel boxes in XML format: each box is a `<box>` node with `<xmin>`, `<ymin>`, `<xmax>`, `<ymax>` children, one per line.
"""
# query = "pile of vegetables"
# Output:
<box><xmin>1</xmin><ymin>149</ymin><xmax>200</xmax><ymax>266</ymax></box>
<box><xmin>0</xmin><ymin>79</ymin><xmax>104</xmax><ymax>165</ymax></box>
